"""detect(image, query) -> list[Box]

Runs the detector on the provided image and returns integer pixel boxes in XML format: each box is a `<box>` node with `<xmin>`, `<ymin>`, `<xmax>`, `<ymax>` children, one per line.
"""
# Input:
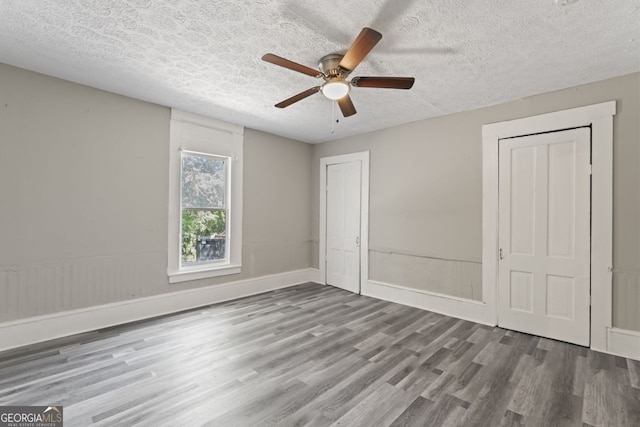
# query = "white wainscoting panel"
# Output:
<box><xmin>309</xmin><ymin>268</ymin><xmax>323</xmax><ymax>284</ymax></box>
<box><xmin>369</xmin><ymin>250</ymin><xmax>482</xmax><ymax>301</ymax></box>
<box><xmin>0</xmin><ymin>251</ymin><xmax>168</xmax><ymax>322</ymax></box>
<box><xmin>607</xmin><ymin>327</ymin><xmax>640</xmax><ymax>361</ymax></box>
<box><xmin>0</xmin><ymin>268</ymin><xmax>318</xmax><ymax>352</ymax></box>
<box><xmin>363</xmin><ymin>280</ymin><xmax>493</xmax><ymax>326</ymax></box>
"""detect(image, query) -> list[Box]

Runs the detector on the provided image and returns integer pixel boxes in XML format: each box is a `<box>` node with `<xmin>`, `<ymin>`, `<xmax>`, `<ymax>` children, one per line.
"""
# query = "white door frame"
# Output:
<box><xmin>482</xmin><ymin>101</ymin><xmax>615</xmax><ymax>352</ymax></box>
<box><xmin>319</xmin><ymin>151</ymin><xmax>370</xmax><ymax>293</ymax></box>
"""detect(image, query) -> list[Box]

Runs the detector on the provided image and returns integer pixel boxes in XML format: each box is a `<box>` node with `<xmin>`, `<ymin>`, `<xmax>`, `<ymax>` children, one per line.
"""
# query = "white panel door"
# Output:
<box><xmin>326</xmin><ymin>161</ymin><xmax>361</xmax><ymax>293</ymax></box>
<box><xmin>498</xmin><ymin>128</ymin><xmax>591</xmax><ymax>346</ymax></box>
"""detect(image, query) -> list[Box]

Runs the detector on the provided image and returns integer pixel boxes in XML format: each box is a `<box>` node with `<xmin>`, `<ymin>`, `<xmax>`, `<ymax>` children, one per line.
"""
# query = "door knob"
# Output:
<box><xmin>356</xmin><ymin>236</ymin><xmax>360</xmax><ymax>246</ymax></box>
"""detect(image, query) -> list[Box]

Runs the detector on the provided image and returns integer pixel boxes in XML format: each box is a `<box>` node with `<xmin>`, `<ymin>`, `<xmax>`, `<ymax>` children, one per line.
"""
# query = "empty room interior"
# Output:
<box><xmin>1</xmin><ymin>1</ymin><xmax>639</xmax><ymax>426</ymax></box>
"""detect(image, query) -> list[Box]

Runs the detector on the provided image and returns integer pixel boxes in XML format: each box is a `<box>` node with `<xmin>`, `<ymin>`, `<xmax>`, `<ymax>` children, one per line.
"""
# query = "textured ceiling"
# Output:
<box><xmin>0</xmin><ymin>0</ymin><xmax>638</xmax><ymax>143</ymax></box>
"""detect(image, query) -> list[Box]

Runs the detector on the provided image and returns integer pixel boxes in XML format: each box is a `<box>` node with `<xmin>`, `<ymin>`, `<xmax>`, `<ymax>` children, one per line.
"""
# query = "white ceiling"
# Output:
<box><xmin>0</xmin><ymin>0</ymin><xmax>638</xmax><ymax>143</ymax></box>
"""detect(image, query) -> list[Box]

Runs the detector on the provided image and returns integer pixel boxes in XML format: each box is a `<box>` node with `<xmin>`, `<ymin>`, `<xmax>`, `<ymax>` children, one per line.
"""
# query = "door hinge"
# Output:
<box><xmin>589</xmin><ymin>164</ymin><xmax>592</xmax><ymax>175</ymax></box>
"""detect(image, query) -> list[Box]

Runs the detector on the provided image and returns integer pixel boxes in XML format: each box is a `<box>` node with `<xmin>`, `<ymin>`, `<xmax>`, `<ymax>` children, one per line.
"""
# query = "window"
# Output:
<box><xmin>180</xmin><ymin>152</ymin><xmax>229</xmax><ymax>266</ymax></box>
<box><xmin>168</xmin><ymin>110</ymin><xmax>243</xmax><ymax>283</ymax></box>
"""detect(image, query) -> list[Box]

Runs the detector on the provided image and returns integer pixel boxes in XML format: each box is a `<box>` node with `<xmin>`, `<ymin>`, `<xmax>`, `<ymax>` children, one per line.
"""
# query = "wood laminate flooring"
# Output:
<box><xmin>0</xmin><ymin>283</ymin><xmax>638</xmax><ymax>426</ymax></box>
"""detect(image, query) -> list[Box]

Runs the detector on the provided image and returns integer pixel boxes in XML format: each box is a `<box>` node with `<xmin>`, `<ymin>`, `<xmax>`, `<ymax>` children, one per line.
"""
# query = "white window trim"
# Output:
<box><xmin>168</xmin><ymin>110</ymin><xmax>243</xmax><ymax>284</ymax></box>
<box><xmin>482</xmin><ymin>101</ymin><xmax>615</xmax><ymax>352</ymax></box>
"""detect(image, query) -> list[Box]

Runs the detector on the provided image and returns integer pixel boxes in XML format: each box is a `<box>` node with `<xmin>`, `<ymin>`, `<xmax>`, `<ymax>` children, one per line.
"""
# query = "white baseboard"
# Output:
<box><xmin>4</xmin><ymin>268</ymin><xmax>635</xmax><ymax>361</ymax></box>
<box><xmin>364</xmin><ymin>280</ymin><xmax>494</xmax><ymax>326</ymax></box>
<box><xmin>607</xmin><ymin>327</ymin><xmax>640</xmax><ymax>361</ymax></box>
<box><xmin>0</xmin><ymin>268</ymin><xmax>317</xmax><ymax>353</ymax></box>
<box><xmin>363</xmin><ymin>280</ymin><xmax>640</xmax><ymax>360</ymax></box>
<box><xmin>309</xmin><ymin>268</ymin><xmax>323</xmax><ymax>284</ymax></box>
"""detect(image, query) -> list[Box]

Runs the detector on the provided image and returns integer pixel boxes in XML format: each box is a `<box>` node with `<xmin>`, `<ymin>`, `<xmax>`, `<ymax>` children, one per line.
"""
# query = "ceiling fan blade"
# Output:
<box><xmin>262</xmin><ymin>54</ymin><xmax>322</xmax><ymax>78</ymax></box>
<box><xmin>351</xmin><ymin>76</ymin><xmax>415</xmax><ymax>89</ymax></box>
<box><xmin>337</xmin><ymin>95</ymin><xmax>357</xmax><ymax>117</ymax></box>
<box><xmin>275</xmin><ymin>87</ymin><xmax>321</xmax><ymax>108</ymax></box>
<box><xmin>339</xmin><ymin>28</ymin><xmax>382</xmax><ymax>73</ymax></box>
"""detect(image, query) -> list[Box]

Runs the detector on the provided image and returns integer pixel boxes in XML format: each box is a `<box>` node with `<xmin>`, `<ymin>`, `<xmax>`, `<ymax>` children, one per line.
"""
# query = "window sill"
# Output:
<box><xmin>168</xmin><ymin>264</ymin><xmax>242</xmax><ymax>284</ymax></box>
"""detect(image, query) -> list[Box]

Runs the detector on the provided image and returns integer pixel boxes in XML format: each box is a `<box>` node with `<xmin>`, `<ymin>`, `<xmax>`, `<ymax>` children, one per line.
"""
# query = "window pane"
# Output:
<box><xmin>181</xmin><ymin>154</ymin><xmax>226</xmax><ymax>209</ymax></box>
<box><xmin>181</xmin><ymin>209</ymin><xmax>227</xmax><ymax>265</ymax></box>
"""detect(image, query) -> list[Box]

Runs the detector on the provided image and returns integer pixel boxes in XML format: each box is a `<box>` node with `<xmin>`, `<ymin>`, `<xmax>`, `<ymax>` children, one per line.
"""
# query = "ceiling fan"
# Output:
<box><xmin>262</xmin><ymin>27</ymin><xmax>415</xmax><ymax>118</ymax></box>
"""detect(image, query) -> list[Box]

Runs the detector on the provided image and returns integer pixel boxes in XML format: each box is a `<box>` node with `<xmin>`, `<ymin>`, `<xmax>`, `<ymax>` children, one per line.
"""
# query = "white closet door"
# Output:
<box><xmin>498</xmin><ymin>128</ymin><xmax>591</xmax><ymax>346</ymax></box>
<box><xmin>326</xmin><ymin>161</ymin><xmax>361</xmax><ymax>294</ymax></box>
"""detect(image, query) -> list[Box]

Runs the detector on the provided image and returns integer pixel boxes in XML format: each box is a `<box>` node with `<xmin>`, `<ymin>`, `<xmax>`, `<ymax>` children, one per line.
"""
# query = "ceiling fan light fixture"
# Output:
<box><xmin>262</xmin><ymin>27</ymin><xmax>414</xmax><ymax>117</ymax></box>
<box><xmin>321</xmin><ymin>80</ymin><xmax>350</xmax><ymax>100</ymax></box>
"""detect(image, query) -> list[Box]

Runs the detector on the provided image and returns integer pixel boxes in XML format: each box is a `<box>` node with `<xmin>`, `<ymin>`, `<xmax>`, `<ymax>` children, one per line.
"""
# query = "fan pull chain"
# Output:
<box><xmin>331</xmin><ymin>101</ymin><xmax>336</xmax><ymax>134</ymax></box>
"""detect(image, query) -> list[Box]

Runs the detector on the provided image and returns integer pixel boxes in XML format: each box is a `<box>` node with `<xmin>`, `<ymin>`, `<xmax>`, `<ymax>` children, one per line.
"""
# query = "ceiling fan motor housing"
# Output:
<box><xmin>262</xmin><ymin>27</ymin><xmax>413</xmax><ymax>118</ymax></box>
<box><xmin>319</xmin><ymin>54</ymin><xmax>347</xmax><ymax>78</ymax></box>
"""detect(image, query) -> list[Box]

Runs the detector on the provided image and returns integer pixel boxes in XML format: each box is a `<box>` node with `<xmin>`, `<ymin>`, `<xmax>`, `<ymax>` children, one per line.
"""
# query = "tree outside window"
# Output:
<box><xmin>180</xmin><ymin>153</ymin><xmax>229</xmax><ymax>265</ymax></box>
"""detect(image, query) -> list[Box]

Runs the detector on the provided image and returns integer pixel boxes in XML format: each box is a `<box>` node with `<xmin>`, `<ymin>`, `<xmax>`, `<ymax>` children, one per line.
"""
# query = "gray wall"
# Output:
<box><xmin>311</xmin><ymin>72</ymin><xmax>640</xmax><ymax>331</ymax></box>
<box><xmin>0</xmin><ymin>64</ymin><xmax>312</xmax><ymax>322</ymax></box>
<box><xmin>1</xmin><ymin>62</ymin><xmax>638</xmax><ymax>333</ymax></box>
